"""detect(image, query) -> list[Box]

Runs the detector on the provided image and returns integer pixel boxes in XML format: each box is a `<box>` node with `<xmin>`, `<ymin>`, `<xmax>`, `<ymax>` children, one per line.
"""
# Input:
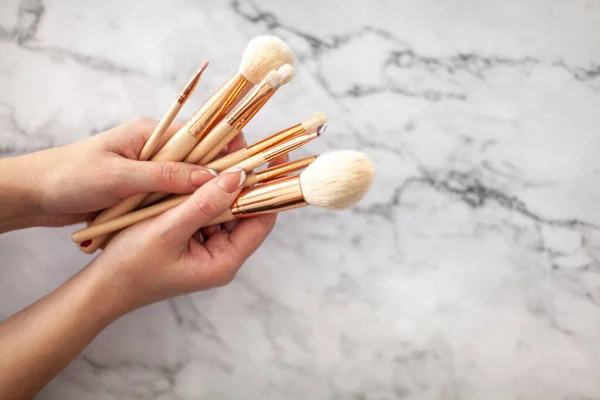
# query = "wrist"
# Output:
<box><xmin>0</xmin><ymin>156</ymin><xmax>44</xmax><ymax>229</ymax></box>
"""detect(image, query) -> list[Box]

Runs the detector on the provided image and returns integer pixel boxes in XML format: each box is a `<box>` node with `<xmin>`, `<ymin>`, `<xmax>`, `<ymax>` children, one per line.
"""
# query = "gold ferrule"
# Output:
<box><xmin>226</xmin><ymin>83</ymin><xmax>276</xmax><ymax>130</ymax></box>
<box><xmin>176</xmin><ymin>65</ymin><xmax>206</xmax><ymax>104</ymax></box>
<box><xmin>254</xmin><ymin>156</ymin><xmax>317</xmax><ymax>184</ymax></box>
<box><xmin>247</xmin><ymin>124</ymin><xmax>304</xmax><ymax>156</ymax></box>
<box><xmin>186</xmin><ymin>74</ymin><xmax>251</xmax><ymax>140</ymax></box>
<box><xmin>262</xmin><ymin>132</ymin><xmax>319</xmax><ymax>162</ymax></box>
<box><xmin>231</xmin><ymin>175</ymin><xmax>307</xmax><ymax>218</ymax></box>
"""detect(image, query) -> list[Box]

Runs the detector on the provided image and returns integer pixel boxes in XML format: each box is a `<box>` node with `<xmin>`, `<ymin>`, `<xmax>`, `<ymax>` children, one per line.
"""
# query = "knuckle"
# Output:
<box><xmin>191</xmin><ymin>193</ymin><xmax>222</xmax><ymax>219</ymax></box>
<box><xmin>160</xmin><ymin>161</ymin><xmax>180</xmax><ymax>186</ymax></box>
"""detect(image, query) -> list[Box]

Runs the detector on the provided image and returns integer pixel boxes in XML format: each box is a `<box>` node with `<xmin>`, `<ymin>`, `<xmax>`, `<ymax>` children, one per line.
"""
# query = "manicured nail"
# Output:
<box><xmin>190</xmin><ymin>168</ymin><xmax>218</xmax><ymax>187</ymax></box>
<box><xmin>80</xmin><ymin>240</ymin><xmax>92</xmax><ymax>248</ymax></box>
<box><xmin>241</xmin><ymin>131</ymin><xmax>247</xmax><ymax>146</ymax></box>
<box><xmin>216</xmin><ymin>168</ymin><xmax>246</xmax><ymax>193</ymax></box>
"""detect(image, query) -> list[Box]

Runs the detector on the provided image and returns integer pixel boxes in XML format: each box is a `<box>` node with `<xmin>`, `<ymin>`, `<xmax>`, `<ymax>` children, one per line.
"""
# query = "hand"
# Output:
<box><xmin>0</xmin><ymin>118</ymin><xmax>217</xmax><ymax>231</ymax></box>
<box><xmin>0</xmin><ymin>118</ymin><xmax>282</xmax><ymax>399</ymax></box>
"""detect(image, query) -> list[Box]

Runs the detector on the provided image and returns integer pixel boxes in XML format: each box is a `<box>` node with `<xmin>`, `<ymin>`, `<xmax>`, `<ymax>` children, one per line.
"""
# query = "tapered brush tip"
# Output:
<box><xmin>265</xmin><ymin>70</ymin><xmax>281</xmax><ymax>89</ymax></box>
<box><xmin>277</xmin><ymin>64</ymin><xmax>295</xmax><ymax>85</ymax></box>
<box><xmin>301</xmin><ymin>112</ymin><xmax>328</xmax><ymax>132</ymax></box>
<box><xmin>239</xmin><ymin>36</ymin><xmax>296</xmax><ymax>85</ymax></box>
<box><xmin>299</xmin><ymin>150</ymin><xmax>375</xmax><ymax>210</ymax></box>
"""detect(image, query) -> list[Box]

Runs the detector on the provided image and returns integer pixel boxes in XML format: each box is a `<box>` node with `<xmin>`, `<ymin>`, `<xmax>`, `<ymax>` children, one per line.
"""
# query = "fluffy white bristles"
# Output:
<box><xmin>301</xmin><ymin>112</ymin><xmax>328</xmax><ymax>132</ymax></box>
<box><xmin>264</xmin><ymin>70</ymin><xmax>281</xmax><ymax>89</ymax></box>
<box><xmin>299</xmin><ymin>150</ymin><xmax>375</xmax><ymax>210</ymax></box>
<box><xmin>239</xmin><ymin>36</ymin><xmax>296</xmax><ymax>85</ymax></box>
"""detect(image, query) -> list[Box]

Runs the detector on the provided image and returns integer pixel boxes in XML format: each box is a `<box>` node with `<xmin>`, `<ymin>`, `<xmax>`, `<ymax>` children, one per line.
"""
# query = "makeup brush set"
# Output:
<box><xmin>72</xmin><ymin>36</ymin><xmax>375</xmax><ymax>252</ymax></box>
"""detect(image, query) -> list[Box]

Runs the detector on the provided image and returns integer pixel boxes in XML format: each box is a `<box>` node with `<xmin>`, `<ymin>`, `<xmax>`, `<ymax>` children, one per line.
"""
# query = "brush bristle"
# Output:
<box><xmin>277</xmin><ymin>64</ymin><xmax>295</xmax><ymax>85</ymax></box>
<box><xmin>264</xmin><ymin>70</ymin><xmax>281</xmax><ymax>89</ymax></box>
<box><xmin>301</xmin><ymin>112</ymin><xmax>328</xmax><ymax>132</ymax></box>
<box><xmin>299</xmin><ymin>150</ymin><xmax>375</xmax><ymax>210</ymax></box>
<box><xmin>239</xmin><ymin>36</ymin><xmax>296</xmax><ymax>85</ymax></box>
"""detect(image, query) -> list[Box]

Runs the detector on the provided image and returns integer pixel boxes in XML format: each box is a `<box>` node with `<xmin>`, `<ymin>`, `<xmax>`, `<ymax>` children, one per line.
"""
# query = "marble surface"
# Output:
<box><xmin>1</xmin><ymin>0</ymin><xmax>600</xmax><ymax>398</ymax></box>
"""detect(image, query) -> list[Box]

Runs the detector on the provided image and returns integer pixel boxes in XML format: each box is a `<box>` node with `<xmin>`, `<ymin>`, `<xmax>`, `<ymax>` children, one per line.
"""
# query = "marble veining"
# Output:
<box><xmin>1</xmin><ymin>0</ymin><xmax>600</xmax><ymax>398</ymax></box>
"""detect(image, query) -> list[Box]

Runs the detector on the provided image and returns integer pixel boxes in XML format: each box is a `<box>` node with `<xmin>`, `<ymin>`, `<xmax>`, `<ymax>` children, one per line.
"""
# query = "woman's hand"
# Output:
<box><xmin>0</xmin><ymin>118</ymin><xmax>282</xmax><ymax>399</ymax></box>
<box><xmin>0</xmin><ymin>118</ymin><xmax>218</xmax><ymax>232</ymax></box>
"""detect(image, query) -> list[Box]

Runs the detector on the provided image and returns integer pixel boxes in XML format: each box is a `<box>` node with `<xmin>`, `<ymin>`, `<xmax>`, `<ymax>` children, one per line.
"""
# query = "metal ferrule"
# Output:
<box><xmin>254</xmin><ymin>156</ymin><xmax>317</xmax><ymax>184</ymax></box>
<box><xmin>226</xmin><ymin>83</ymin><xmax>276</xmax><ymax>130</ymax></box>
<box><xmin>247</xmin><ymin>124</ymin><xmax>304</xmax><ymax>156</ymax></box>
<box><xmin>262</xmin><ymin>132</ymin><xmax>319</xmax><ymax>162</ymax></box>
<box><xmin>231</xmin><ymin>175</ymin><xmax>307</xmax><ymax>218</ymax></box>
<box><xmin>186</xmin><ymin>74</ymin><xmax>251</xmax><ymax>140</ymax></box>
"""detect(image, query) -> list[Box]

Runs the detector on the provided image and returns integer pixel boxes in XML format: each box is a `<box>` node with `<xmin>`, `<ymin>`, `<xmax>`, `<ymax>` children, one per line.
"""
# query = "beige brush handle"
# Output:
<box><xmin>243</xmin><ymin>174</ymin><xmax>259</xmax><ymax>187</ymax></box>
<box><xmin>79</xmin><ymin>127</ymin><xmax>200</xmax><ymax>253</ymax></box>
<box><xmin>224</xmin><ymin>152</ymin><xmax>267</xmax><ymax>173</ymax></box>
<box><xmin>79</xmin><ymin>193</ymin><xmax>148</xmax><ymax>253</ymax></box>
<box><xmin>72</xmin><ymin>194</ymin><xmax>191</xmax><ymax>243</ymax></box>
<box><xmin>206</xmin><ymin>209</ymin><xmax>236</xmax><ymax>226</ymax></box>
<box><xmin>151</xmin><ymin>127</ymin><xmax>200</xmax><ymax>162</ymax></box>
<box><xmin>184</xmin><ymin>120</ymin><xmax>234</xmax><ymax>164</ymax></box>
<box><xmin>205</xmin><ymin>147</ymin><xmax>251</xmax><ymax>171</ymax></box>
<box><xmin>199</xmin><ymin>126</ymin><xmax>241</xmax><ymax>165</ymax></box>
<box><xmin>140</xmin><ymin>191</ymin><xmax>169</xmax><ymax>208</ymax></box>
<box><xmin>139</xmin><ymin>102</ymin><xmax>182</xmax><ymax>161</ymax></box>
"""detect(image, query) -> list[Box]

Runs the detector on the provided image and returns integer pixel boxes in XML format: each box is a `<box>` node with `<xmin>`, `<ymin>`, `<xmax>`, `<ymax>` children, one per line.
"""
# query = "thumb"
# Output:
<box><xmin>120</xmin><ymin>159</ymin><xmax>218</xmax><ymax>196</ymax></box>
<box><xmin>160</xmin><ymin>169</ymin><xmax>246</xmax><ymax>241</ymax></box>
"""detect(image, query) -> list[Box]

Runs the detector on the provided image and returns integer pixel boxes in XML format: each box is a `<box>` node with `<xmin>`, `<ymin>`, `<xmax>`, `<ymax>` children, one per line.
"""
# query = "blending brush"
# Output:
<box><xmin>184</xmin><ymin>63</ymin><xmax>295</xmax><ymax>166</ymax></box>
<box><xmin>71</xmin><ymin>151</ymin><xmax>374</xmax><ymax>243</ymax></box>
<box><xmin>138</xmin><ymin>61</ymin><xmax>209</xmax><ymax>161</ymax></box>
<box><xmin>140</xmin><ymin>113</ymin><xmax>327</xmax><ymax>207</ymax></box>
<box><xmin>77</xmin><ymin>36</ymin><xmax>295</xmax><ymax>253</ymax></box>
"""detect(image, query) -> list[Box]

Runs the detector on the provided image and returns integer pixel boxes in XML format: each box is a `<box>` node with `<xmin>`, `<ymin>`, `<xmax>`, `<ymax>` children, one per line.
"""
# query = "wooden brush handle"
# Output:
<box><xmin>72</xmin><ymin>194</ymin><xmax>191</xmax><ymax>243</ymax></box>
<box><xmin>205</xmin><ymin>147</ymin><xmax>251</xmax><ymax>171</ymax></box>
<box><xmin>140</xmin><ymin>191</ymin><xmax>169</xmax><ymax>207</ymax></box>
<box><xmin>79</xmin><ymin>193</ymin><xmax>148</xmax><ymax>253</ymax></box>
<box><xmin>139</xmin><ymin>102</ymin><xmax>182</xmax><ymax>161</ymax></box>
<box><xmin>198</xmin><ymin>126</ymin><xmax>241</xmax><ymax>165</ymax></box>
<box><xmin>72</xmin><ymin>197</ymin><xmax>237</xmax><ymax>242</ymax></box>
<box><xmin>184</xmin><ymin>120</ymin><xmax>234</xmax><ymax>164</ymax></box>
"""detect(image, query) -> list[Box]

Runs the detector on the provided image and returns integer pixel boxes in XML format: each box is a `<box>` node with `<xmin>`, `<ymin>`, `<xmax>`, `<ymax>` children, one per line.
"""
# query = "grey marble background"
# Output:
<box><xmin>1</xmin><ymin>0</ymin><xmax>600</xmax><ymax>398</ymax></box>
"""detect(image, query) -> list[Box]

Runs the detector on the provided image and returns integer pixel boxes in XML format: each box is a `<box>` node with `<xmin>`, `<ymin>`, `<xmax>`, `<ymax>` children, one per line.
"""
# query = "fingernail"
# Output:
<box><xmin>216</xmin><ymin>168</ymin><xmax>246</xmax><ymax>193</ymax></box>
<box><xmin>241</xmin><ymin>132</ymin><xmax>247</xmax><ymax>146</ymax></box>
<box><xmin>80</xmin><ymin>240</ymin><xmax>92</xmax><ymax>248</ymax></box>
<box><xmin>190</xmin><ymin>168</ymin><xmax>218</xmax><ymax>187</ymax></box>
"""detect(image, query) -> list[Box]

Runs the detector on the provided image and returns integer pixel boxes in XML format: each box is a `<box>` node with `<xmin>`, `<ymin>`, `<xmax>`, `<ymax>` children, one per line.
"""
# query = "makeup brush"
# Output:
<box><xmin>183</xmin><ymin>63</ymin><xmax>294</xmax><ymax>167</ymax></box>
<box><xmin>71</xmin><ymin>151</ymin><xmax>374</xmax><ymax>243</ymax></box>
<box><xmin>207</xmin><ymin>112</ymin><xmax>327</xmax><ymax>172</ymax></box>
<box><xmin>77</xmin><ymin>36</ymin><xmax>295</xmax><ymax>253</ymax></box>
<box><xmin>243</xmin><ymin>155</ymin><xmax>317</xmax><ymax>187</ymax></box>
<box><xmin>140</xmin><ymin>113</ymin><xmax>327</xmax><ymax>207</ymax></box>
<box><xmin>199</xmin><ymin>63</ymin><xmax>297</xmax><ymax>165</ymax></box>
<box><xmin>139</xmin><ymin>61</ymin><xmax>209</xmax><ymax>161</ymax></box>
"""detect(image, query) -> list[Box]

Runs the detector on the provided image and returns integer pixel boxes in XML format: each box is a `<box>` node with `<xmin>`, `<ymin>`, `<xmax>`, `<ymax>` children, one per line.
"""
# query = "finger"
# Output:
<box><xmin>223</xmin><ymin>220</ymin><xmax>238</xmax><ymax>233</ymax></box>
<box><xmin>116</xmin><ymin>159</ymin><xmax>218</xmax><ymax>198</ymax></box>
<box><xmin>202</xmin><ymin>223</ymin><xmax>221</xmax><ymax>238</ymax></box>
<box><xmin>215</xmin><ymin>131</ymin><xmax>246</xmax><ymax>159</ymax></box>
<box><xmin>158</xmin><ymin>169</ymin><xmax>246</xmax><ymax>242</ymax></box>
<box><xmin>102</xmin><ymin>118</ymin><xmax>186</xmax><ymax>160</ymax></box>
<box><xmin>196</xmin><ymin>214</ymin><xmax>277</xmax><ymax>278</ymax></box>
<box><xmin>226</xmin><ymin>131</ymin><xmax>247</xmax><ymax>154</ymax></box>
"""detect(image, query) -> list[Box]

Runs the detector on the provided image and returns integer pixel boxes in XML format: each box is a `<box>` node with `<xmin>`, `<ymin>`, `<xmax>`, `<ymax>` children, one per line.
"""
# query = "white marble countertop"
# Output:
<box><xmin>2</xmin><ymin>0</ymin><xmax>600</xmax><ymax>398</ymax></box>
